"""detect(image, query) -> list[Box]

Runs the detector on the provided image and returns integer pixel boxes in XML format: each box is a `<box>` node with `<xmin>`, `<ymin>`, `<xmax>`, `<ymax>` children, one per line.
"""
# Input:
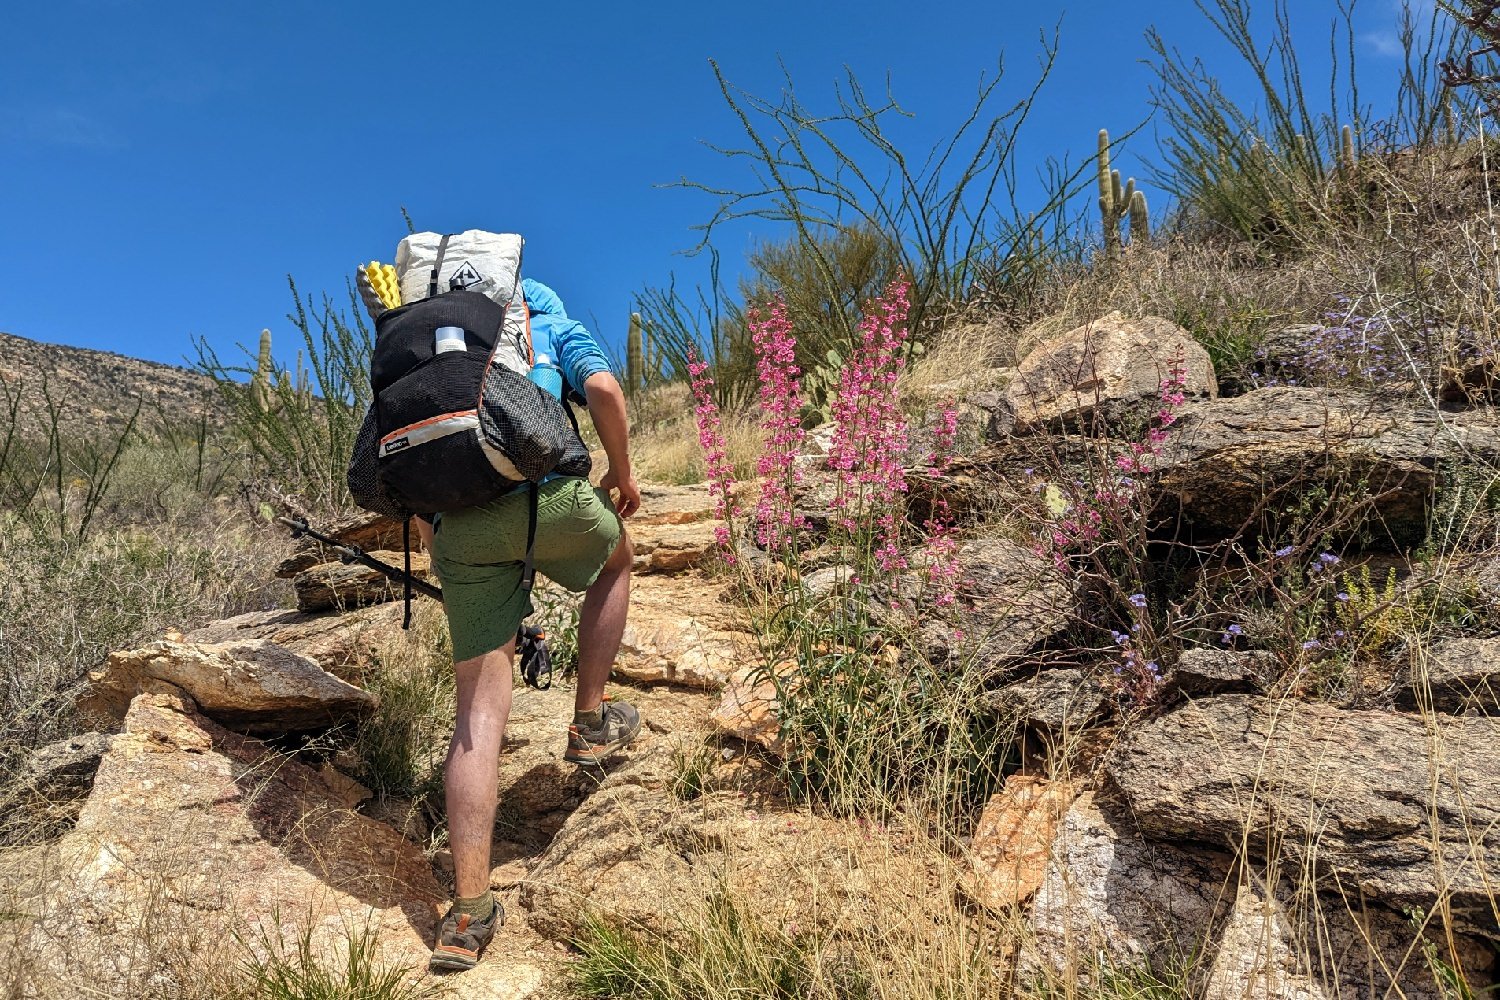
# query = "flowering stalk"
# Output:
<box><xmin>827</xmin><ymin>276</ymin><xmax>913</xmax><ymax>574</ymax></box>
<box><xmin>747</xmin><ymin>297</ymin><xmax>807</xmax><ymax>556</ymax></box>
<box><xmin>687</xmin><ymin>348</ymin><xmax>740</xmax><ymax>564</ymax></box>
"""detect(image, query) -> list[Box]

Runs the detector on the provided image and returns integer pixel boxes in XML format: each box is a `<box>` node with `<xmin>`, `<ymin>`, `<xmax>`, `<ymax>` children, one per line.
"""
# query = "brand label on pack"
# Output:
<box><xmin>448</xmin><ymin>260</ymin><xmax>484</xmax><ymax>291</ymax></box>
<box><xmin>382</xmin><ymin>436</ymin><xmax>411</xmax><ymax>455</ymax></box>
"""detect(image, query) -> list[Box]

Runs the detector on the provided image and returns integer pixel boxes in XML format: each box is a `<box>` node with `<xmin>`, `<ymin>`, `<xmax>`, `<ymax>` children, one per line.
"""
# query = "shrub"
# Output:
<box><xmin>195</xmin><ymin>278</ymin><xmax>372</xmax><ymax>515</ymax></box>
<box><xmin>237</xmin><ymin>915</ymin><xmax>440</xmax><ymax>1000</ymax></box>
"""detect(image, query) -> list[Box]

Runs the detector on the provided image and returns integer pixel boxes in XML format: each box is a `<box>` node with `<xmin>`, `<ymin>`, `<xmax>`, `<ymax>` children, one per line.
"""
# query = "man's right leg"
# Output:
<box><xmin>565</xmin><ymin>531</ymin><xmax>642</xmax><ymax>764</ymax></box>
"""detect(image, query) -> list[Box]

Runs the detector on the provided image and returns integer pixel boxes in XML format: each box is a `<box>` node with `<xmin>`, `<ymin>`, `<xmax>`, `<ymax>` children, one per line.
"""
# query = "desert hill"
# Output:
<box><xmin>0</xmin><ymin>332</ymin><xmax>225</xmax><ymax>438</ymax></box>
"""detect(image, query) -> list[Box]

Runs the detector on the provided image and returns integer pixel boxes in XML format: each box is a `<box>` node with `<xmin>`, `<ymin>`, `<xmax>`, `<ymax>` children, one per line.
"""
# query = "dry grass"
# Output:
<box><xmin>626</xmin><ymin>381</ymin><xmax>762</xmax><ymax>486</ymax></box>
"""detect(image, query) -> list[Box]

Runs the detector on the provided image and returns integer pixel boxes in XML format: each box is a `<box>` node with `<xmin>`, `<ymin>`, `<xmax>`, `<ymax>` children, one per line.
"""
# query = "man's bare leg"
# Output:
<box><xmin>573</xmin><ymin>531</ymin><xmax>633</xmax><ymax>714</ymax></box>
<box><xmin>446</xmin><ymin>637</ymin><xmax>515</xmax><ymax>900</ymax></box>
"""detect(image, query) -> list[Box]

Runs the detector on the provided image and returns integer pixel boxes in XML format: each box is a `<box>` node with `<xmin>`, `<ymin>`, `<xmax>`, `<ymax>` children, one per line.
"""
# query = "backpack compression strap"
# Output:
<box><xmin>520</xmin><ymin>481</ymin><xmax>538</xmax><ymax>593</ymax></box>
<box><xmin>427</xmin><ymin>235</ymin><xmax>452</xmax><ymax>299</ymax></box>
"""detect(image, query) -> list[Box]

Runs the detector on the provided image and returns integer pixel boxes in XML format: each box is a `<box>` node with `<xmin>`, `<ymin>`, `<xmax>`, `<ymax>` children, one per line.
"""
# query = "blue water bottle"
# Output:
<box><xmin>528</xmin><ymin>353</ymin><xmax>563</xmax><ymax>400</ymax></box>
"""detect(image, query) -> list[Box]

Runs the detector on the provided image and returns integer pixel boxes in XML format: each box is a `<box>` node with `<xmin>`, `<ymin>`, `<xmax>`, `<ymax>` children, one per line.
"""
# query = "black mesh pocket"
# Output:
<box><xmin>375</xmin><ymin>351</ymin><xmax>516</xmax><ymax>514</ymax></box>
<box><xmin>375</xmin><ymin>350</ymin><xmax>487</xmax><ymax>435</ymax></box>
<box><xmin>478</xmin><ymin>367</ymin><xmax>574</xmax><ymax>481</ymax></box>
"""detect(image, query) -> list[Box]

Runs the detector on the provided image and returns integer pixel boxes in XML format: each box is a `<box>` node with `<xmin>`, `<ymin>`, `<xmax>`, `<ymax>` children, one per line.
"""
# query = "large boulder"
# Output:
<box><xmin>1024</xmin><ymin>792</ymin><xmax>1484</xmax><ymax>997</ymax></box>
<box><xmin>1153</xmin><ymin>388</ymin><xmax>1500</xmax><ymax>544</ymax></box>
<box><xmin>1002</xmin><ymin>312</ymin><xmax>1216</xmax><ymax>434</ymax></box>
<box><xmin>80</xmin><ymin>638</ymin><xmax>375</xmax><ymax>734</ymax></box>
<box><xmin>8</xmin><ymin>687</ymin><xmax>449</xmax><ymax>996</ymax></box>
<box><xmin>987</xmin><ymin>668</ymin><xmax>1107</xmax><ymax>732</ymax></box>
<box><xmin>1105</xmin><ymin>694</ymin><xmax>1500</xmax><ymax>935</ymax></box>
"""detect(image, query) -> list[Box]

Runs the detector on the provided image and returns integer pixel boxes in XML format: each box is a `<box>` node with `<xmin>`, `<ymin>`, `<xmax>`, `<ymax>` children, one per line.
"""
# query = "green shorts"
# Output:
<box><xmin>430</xmin><ymin>477</ymin><xmax>623</xmax><ymax>662</ymax></box>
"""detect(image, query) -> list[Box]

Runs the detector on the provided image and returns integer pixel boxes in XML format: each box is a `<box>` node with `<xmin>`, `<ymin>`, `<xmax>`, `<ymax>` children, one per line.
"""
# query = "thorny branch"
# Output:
<box><xmin>1441</xmin><ymin>1</ymin><xmax>1500</xmax><ymax>115</ymax></box>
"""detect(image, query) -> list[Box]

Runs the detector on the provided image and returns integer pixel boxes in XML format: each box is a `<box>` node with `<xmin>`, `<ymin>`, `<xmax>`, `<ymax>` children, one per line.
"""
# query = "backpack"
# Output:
<box><xmin>346</xmin><ymin>231</ymin><xmax>591</xmax><ymax>626</ymax></box>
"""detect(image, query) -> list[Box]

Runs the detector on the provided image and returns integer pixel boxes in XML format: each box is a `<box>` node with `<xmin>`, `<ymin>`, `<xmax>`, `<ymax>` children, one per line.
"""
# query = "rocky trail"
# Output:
<box><xmin>7</xmin><ymin>313</ymin><xmax>1500</xmax><ymax>998</ymax></box>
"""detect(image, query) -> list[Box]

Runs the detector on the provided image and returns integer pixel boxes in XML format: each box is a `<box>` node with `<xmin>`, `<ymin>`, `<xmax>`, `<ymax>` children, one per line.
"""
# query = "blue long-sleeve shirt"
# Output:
<box><xmin>522</xmin><ymin>278</ymin><xmax>611</xmax><ymax>402</ymax></box>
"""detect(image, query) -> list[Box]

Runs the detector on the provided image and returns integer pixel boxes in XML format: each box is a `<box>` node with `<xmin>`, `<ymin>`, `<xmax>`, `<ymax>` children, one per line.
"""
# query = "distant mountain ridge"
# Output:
<box><xmin>0</xmin><ymin>332</ymin><xmax>223</xmax><ymax>438</ymax></box>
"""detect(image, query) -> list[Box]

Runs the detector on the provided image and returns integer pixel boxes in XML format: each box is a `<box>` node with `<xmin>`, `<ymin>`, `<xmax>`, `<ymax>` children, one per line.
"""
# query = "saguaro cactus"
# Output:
<box><xmin>252</xmin><ymin>329</ymin><xmax>273</xmax><ymax>408</ymax></box>
<box><xmin>1097</xmin><ymin>129</ymin><xmax>1150</xmax><ymax>255</ymax></box>
<box><xmin>627</xmin><ymin>312</ymin><xmax>644</xmax><ymax>394</ymax></box>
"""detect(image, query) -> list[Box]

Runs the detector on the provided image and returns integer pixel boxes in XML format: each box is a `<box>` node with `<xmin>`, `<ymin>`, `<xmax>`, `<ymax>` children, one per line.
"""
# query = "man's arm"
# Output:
<box><xmin>583</xmin><ymin>371</ymin><xmax>640</xmax><ymax>518</ymax></box>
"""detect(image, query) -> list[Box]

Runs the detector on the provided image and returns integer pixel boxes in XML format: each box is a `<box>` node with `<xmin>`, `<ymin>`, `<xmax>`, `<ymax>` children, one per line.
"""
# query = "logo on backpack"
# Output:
<box><xmin>448</xmin><ymin>260</ymin><xmax>484</xmax><ymax>291</ymax></box>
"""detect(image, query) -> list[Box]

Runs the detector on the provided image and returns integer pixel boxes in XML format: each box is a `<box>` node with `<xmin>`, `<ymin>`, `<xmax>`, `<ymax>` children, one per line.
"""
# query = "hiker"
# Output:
<box><xmin>348</xmin><ymin>232</ymin><xmax>641</xmax><ymax>969</ymax></box>
<box><xmin>417</xmin><ymin>278</ymin><xmax>641</xmax><ymax>971</ymax></box>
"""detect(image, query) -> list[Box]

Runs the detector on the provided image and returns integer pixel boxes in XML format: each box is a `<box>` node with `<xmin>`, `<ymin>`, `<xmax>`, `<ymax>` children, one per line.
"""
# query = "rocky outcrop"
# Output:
<box><xmin>518</xmin><ymin>749</ymin><xmax>948</xmax><ymax>946</ymax></box>
<box><xmin>1154</xmin><ymin>388</ymin><xmax>1500</xmax><ymax>543</ymax></box>
<box><xmin>631</xmin><ymin>520</ymin><xmax>715</xmax><ymax>575</ymax></box>
<box><xmin>1105</xmin><ymin>694</ymin><xmax>1500</xmax><ymax>934</ymax></box>
<box><xmin>80</xmin><ymin>638</ymin><xmax>375</xmax><ymax>733</ymax></box>
<box><xmin>1398</xmin><ymin>637</ymin><xmax>1500</xmax><ymax>714</ymax></box>
<box><xmin>16</xmin><ymin>687</ymin><xmax>446</xmax><ymax>994</ymax></box>
<box><xmin>1002</xmin><ymin>312</ymin><xmax>1216</xmax><ymax>434</ymax></box>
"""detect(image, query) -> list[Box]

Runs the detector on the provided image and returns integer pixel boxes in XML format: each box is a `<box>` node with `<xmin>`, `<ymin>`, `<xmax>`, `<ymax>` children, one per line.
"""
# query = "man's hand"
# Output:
<box><xmin>599</xmin><ymin>466</ymin><xmax>641</xmax><ymax>519</ymax></box>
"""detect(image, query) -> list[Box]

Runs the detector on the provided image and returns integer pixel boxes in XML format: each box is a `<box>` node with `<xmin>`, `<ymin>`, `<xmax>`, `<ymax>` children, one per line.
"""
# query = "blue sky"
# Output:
<box><xmin>0</xmin><ymin>0</ymin><xmax>1424</xmax><ymax>370</ymax></box>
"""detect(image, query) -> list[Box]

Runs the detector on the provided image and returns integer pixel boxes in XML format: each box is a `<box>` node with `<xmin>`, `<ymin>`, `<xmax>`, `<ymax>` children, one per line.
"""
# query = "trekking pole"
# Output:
<box><xmin>276</xmin><ymin>516</ymin><xmax>443</xmax><ymax>601</ymax></box>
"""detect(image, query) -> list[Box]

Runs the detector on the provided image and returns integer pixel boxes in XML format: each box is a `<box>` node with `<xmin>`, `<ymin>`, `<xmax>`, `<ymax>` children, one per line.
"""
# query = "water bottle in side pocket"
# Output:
<box><xmin>528</xmin><ymin>353</ymin><xmax>563</xmax><ymax>399</ymax></box>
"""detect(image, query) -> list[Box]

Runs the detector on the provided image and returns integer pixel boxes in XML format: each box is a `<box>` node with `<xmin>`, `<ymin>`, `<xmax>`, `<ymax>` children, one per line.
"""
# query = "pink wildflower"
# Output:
<box><xmin>688</xmin><ymin>348</ymin><xmax>740</xmax><ymax>564</ymax></box>
<box><xmin>828</xmin><ymin>277</ymin><xmax>912</xmax><ymax>561</ymax></box>
<box><xmin>747</xmin><ymin>297</ymin><xmax>807</xmax><ymax>553</ymax></box>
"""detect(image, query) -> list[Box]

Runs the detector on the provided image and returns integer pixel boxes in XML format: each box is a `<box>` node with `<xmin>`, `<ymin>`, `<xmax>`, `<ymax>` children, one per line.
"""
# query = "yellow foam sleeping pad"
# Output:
<box><xmin>363</xmin><ymin>262</ymin><xmax>401</xmax><ymax>309</ymax></box>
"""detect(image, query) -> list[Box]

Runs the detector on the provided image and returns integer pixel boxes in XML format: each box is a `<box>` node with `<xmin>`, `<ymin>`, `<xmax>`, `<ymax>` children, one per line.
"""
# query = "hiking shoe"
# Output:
<box><xmin>429</xmin><ymin>899</ymin><xmax>503</xmax><ymax>973</ymax></box>
<box><xmin>564</xmin><ymin>698</ymin><xmax>642</xmax><ymax>765</ymax></box>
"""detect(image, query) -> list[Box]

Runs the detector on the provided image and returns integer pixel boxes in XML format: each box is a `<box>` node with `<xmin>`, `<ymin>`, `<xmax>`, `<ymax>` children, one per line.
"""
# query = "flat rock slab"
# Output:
<box><xmin>1154</xmin><ymin>388</ymin><xmax>1500</xmax><ymax>544</ymax></box>
<box><xmin>615</xmin><ymin>575</ymin><xmax>754</xmax><ymax>687</ymax></box>
<box><xmin>631</xmin><ymin>520</ymin><xmax>716</xmax><ymax>575</ymax></box>
<box><xmin>180</xmin><ymin>603</ymin><xmax>405</xmax><ymax>683</ymax></box>
<box><xmin>81</xmin><ymin>638</ymin><xmax>375</xmax><ymax>734</ymax></box>
<box><xmin>1398</xmin><ymin>637</ymin><xmax>1500</xmax><ymax>714</ymax></box>
<box><xmin>1105</xmin><ymin>694</ymin><xmax>1500</xmax><ymax>934</ymax></box>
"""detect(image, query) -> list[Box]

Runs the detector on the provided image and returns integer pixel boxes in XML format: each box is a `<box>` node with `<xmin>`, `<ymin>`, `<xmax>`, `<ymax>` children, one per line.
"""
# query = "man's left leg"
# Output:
<box><xmin>430</xmin><ymin>637</ymin><xmax>513</xmax><ymax>972</ymax></box>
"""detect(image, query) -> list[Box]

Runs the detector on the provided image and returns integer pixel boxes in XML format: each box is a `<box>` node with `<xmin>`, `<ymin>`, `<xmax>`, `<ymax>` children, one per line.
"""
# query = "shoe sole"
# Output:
<box><xmin>564</xmin><ymin>720</ymin><xmax>642</xmax><ymax>765</ymax></box>
<box><xmin>429</xmin><ymin>950</ymin><xmax>480</xmax><ymax>973</ymax></box>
